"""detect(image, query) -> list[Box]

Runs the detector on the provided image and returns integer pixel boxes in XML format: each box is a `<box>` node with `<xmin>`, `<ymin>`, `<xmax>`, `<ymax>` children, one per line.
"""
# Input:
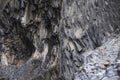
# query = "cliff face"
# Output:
<box><xmin>0</xmin><ymin>0</ymin><xmax>120</xmax><ymax>80</ymax></box>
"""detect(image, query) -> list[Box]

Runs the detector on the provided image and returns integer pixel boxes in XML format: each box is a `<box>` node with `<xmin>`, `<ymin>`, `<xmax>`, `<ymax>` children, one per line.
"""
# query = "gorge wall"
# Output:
<box><xmin>0</xmin><ymin>0</ymin><xmax>120</xmax><ymax>80</ymax></box>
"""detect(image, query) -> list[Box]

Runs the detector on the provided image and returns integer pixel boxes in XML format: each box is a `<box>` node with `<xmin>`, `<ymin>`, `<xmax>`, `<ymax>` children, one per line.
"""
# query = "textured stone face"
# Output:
<box><xmin>0</xmin><ymin>0</ymin><xmax>120</xmax><ymax>80</ymax></box>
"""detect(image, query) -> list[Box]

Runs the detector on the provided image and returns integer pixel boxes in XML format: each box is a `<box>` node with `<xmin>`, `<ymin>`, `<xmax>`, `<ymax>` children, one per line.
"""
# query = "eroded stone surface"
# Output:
<box><xmin>0</xmin><ymin>0</ymin><xmax>120</xmax><ymax>80</ymax></box>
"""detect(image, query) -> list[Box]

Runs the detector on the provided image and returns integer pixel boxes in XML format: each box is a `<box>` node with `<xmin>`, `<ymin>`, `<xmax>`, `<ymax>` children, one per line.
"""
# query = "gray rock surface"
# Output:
<box><xmin>0</xmin><ymin>0</ymin><xmax>120</xmax><ymax>80</ymax></box>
